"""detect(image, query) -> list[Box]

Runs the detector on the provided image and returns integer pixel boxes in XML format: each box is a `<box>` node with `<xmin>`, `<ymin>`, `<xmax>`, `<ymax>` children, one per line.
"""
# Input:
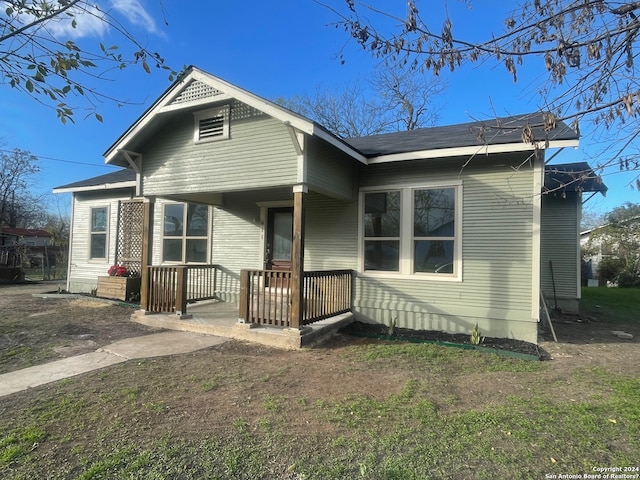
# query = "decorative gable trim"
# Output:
<box><xmin>104</xmin><ymin>67</ymin><xmax>367</xmax><ymax>166</ymax></box>
<box><xmin>173</xmin><ymin>80</ymin><xmax>224</xmax><ymax>105</ymax></box>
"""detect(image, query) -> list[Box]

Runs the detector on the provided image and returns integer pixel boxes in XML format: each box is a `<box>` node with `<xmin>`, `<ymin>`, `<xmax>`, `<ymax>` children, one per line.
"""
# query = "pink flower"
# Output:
<box><xmin>108</xmin><ymin>265</ymin><xmax>129</xmax><ymax>277</ymax></box>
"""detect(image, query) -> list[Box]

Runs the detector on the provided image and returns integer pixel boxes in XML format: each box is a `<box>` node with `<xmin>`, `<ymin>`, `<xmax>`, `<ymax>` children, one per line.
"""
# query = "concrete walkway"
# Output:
<box><xmin>0</xmin><ymin>331</ymin><xmax>228</xmax><ymax>398</ymax></box>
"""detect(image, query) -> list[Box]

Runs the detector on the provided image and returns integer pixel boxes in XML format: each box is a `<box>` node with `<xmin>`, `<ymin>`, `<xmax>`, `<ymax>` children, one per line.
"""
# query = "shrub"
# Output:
<box><xmin>597</xmin><ymin>257</ymin><xmax>624</xmax><ymax>284</ymax></box>
<box><xmin>617</xmin><ymin>269</ymin><xmax>640</xmax><ymax>288</ymax></box>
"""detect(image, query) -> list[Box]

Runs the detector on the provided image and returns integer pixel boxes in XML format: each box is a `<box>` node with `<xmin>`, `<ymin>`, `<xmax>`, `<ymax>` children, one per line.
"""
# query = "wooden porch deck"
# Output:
<box><xmin>131</xmin><ymin>300</ymin><xmax>354</xmax><ymax>349</ymax></box>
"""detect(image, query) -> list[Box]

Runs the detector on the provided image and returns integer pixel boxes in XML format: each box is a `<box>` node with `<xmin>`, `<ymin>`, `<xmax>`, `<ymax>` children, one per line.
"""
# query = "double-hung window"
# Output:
<box><xmin>162</xmin><ymin>203</ymin><xmax>209</xmax><ymax>263</ymax></box>
<box><xmin>363</xmin><ymin>191</ymin><xmax>401</xmax><ymax>271</ymax></box>
<box><xmin>90</xmin><ymin>206</ymin><xmax>108</xmax><ymax>260</ymax></box>
<box><xmin>362</xmin><ymin>184</ymin><xmax>461</xmax><ymax>279</ymax></box>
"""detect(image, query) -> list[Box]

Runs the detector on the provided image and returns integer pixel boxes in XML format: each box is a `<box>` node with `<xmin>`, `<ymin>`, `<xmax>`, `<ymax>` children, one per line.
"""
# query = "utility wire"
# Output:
<box><xmin>0</xmin><ymin>149</ymin><xmax>116</xmax><ymax>168</ymax></box>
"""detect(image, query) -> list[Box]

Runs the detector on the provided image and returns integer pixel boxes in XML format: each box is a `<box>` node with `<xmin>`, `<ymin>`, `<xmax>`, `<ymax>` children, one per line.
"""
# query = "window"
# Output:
<box><xmin>364</xmin><ymin>191</ymin><xmax>401</xmax><ymax>271</ymax></box>
<box><xmin>193</xmin><ymin>106</ymin><xmax>230</xmax><ymax>142</ymax></box>
<box><xmin>162</xmin><ymin>203</ymin><xmax>209</xmax><ymax>263</ymax></box>
<box><xmin>413</xmin><ymin>188</ymin><xmax>456</xmax><ymax>274</ymax></box>
<box><xmin>90</xmin><ymin>207</ymin><xmax>108</xmax><ymax>259</ymax></box>
<box><xmin>361</xmin><ymin>185</ymin><xmax>461</xmax><ymax>278</ymax></box>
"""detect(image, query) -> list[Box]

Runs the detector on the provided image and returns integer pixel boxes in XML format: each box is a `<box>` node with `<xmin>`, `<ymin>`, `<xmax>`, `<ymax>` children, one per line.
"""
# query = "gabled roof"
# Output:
<box><xmin>104</xmin><ymin>66</ymin><xmax>367</xmax><ymax>166</ymax></box>
<box><xmin>52</xmin><ymin>169</ymin><xmax>136</xmax><ymax>193</ymax></box>
<box><xmin>544</xmin><ymin>162</ymin><xmax>608</xmax><ymax>195</ymax></box>
<box><xmin>346</xmin><ymin>112</ymin><xmax>579</xmax><ymax>163</ymax></box>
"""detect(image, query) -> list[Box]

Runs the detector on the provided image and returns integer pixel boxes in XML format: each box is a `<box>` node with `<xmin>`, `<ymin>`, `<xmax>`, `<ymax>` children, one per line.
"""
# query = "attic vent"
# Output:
<box><xmin>193</xmin><ymin>106</ymin><xmax>230</xmax><ymax>143</ymax></box>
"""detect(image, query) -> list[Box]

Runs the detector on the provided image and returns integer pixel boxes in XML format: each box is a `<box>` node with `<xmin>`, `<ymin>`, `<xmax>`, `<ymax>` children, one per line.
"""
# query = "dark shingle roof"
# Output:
<box><xmin>544</xmin><ymin>162</ymin><xmax>608</xmax><ymax>195</ymax></box>
<box><xmin>345</xmin><ymin>112</ymin><xmax>578</xmax><ymax>157</ymax></box>
<box><xmin>54</xmin><ymin>169</ymin><xmax>136</xmax><ymax>191</ymax></box>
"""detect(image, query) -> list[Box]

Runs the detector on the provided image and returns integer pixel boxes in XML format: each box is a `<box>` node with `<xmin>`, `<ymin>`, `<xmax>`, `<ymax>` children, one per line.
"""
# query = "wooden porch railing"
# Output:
<box><xmin>303</xmin><ymin>270</ymin><xmax>352</xmax><ymax>323</ymax></box>
<box><xmin>240</xmin><ymin>269</ymin><xmax>352</xmax><ymax>327</ymax></box>
<box><xmin>145</xmin><ymin>264</ymin><xmax>219</xmax><ymax>314</ymax></box>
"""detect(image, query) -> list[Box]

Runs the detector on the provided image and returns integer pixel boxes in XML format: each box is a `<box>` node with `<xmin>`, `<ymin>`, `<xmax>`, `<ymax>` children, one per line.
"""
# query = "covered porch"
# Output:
<box><xmin>132</xmin><ymin>264</ymin><xmax>354</xmax><ymax>348</ymax></box>
<box><xmin>128</xmin><ymin>154</ymin><xmax>359</xmax><ymax>347</ymax></box>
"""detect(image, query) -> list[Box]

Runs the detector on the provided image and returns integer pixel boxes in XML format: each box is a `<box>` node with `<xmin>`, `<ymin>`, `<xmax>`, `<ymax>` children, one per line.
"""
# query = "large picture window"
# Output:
<box><xmin>90</xmin><ymin>207</ymin><xmax>108</xmax><ymax>259</ymax></box>
<box><xmin>361</xmin><ymin>185</ymin><xmax>461</xmax><ymax>278</ymax></box>
<box><xmin>162</xmin><ymin>203</ymin><xmax>209</xmax><ymax>263</ymax></box>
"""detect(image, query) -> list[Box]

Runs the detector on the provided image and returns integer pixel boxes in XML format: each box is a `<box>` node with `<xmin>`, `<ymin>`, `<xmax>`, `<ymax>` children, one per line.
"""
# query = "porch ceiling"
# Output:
<box><xmin>160</xmin><ymin>187</ymin><xmax>295</xmax><ymax>207</ymax></box>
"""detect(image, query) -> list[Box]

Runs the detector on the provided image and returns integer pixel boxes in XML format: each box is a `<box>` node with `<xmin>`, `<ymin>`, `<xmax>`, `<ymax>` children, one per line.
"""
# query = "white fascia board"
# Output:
<box><xmin>104</xmin><ymin>68</ymin><xmax>316</xmax><ymax>164</ymax></box>
<box><xmin>190</xmin><ymin>70</ymin><xmax>315</xmax><ymax>135</ymax></box>
<box><xmin>366</xmin><ymin>139</ymin><xmax>579</xmax><ymax>164</ymax></box>
<box><xmin>52</xmin><ymin>181</ymin><xmax>137</xmax><ymax>194</ymax></box>
<box><xmin>105</xmin><ymin>67</ymin><xmax>368</xmax><ymax>166</ymax></box>
<box><xmin>104</xmin><ymin>89</ymin><xmax>182</xmax><ymax>164</ymax></box>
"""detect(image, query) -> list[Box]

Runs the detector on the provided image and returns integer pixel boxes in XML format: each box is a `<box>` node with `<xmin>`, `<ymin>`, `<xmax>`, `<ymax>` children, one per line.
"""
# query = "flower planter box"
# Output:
<box><xmin>97</xmin><ymin>276</ymin><xmax>141</xmax><ymax>302</ymax></box>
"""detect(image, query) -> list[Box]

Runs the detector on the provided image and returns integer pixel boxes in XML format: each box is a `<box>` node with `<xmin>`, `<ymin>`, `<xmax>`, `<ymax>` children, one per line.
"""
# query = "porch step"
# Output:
<box><xmin>131</xmin><ymin>308</ymin><xmax>354</xmax><ymax>350</ymax></box>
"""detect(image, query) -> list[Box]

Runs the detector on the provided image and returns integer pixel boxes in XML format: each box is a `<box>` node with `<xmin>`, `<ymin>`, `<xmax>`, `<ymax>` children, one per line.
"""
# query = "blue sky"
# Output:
<box><xmin>1</xmin><ymin>0</ymin><xmax>635</xmax><ymax>217</ymax></box>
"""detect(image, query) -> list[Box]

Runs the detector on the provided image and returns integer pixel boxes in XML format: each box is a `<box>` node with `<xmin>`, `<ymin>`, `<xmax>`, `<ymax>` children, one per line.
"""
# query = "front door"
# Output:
<box><xmin>266</xmin><ymin>207</ymin><xmax>293</xmax><ymax>272</ymax></box>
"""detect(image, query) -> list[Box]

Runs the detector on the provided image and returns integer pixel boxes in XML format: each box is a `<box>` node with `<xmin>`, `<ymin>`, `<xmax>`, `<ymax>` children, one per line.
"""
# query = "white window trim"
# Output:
<box><xmin>193</xmin><ymin>105</ymin><xmax>230</xmax><ymax>143</ymax></box>
<box><xmin>359</xmin><ymin>182</ymin><xmax>463</xmax><ymax>282</ymax></box>
<box><xmin>160</xmin><ymin>202</ymin><xmax>211</xmax><ymax>264</ymax></box>
<box><xmin>89</xmin><ymin>205</ymin><xmax>109</xmax><ymax>262</ymax></box>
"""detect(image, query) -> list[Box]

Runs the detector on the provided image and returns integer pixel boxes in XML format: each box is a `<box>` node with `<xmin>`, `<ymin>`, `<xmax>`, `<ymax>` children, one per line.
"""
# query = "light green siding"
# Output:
<box><xmin>306</xmin><ymin>136</ymin><xmax>357</xmax><ymax>200</ymax></box>
<box><xmin>210</xmin><ymin>199</ymin><xmax>263</xmax><ymax>303</ymax></box>
<box><xmin>147</xmin><ymin>196</ymin><xmax>261</xmax><ymax>304</ymax></box>
<box><xmin>304</xmin><ymin>192</ymin><xmax>358</xmax><ymax>271</ymax></box>
<box><xmin>67</xmin><ymin>190</ymin><xmax>135</xmax><ymax>293</ymax></box>
<box><xmin>356</xmin><ymin>154</ymin><xmax>539</xmax><ymax>343</ymax></box>
<box><xmin>540</xmin><ymin>192</ymin><xmax>580</xmax><ymax>312</ymax></box>
<box><xmin>141</xmin><ymin>101</ymin><xmax>298</xmax><ymax>197</ymax></box>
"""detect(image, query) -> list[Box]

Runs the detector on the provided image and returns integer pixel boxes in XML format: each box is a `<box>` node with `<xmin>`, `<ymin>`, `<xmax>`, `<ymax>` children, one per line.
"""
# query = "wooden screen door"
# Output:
<box><xmin>266</xmin><ymin>207</ymin><xmax>293</xmax><ymax>272</ymax></box>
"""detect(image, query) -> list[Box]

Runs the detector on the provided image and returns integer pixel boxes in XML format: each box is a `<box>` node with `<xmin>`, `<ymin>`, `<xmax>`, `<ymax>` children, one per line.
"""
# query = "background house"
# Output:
<box><xmin>580</xmin><ymin>215</ymin><xmax>640</xmax><ymax>285</ymax></box>
<box><xmin>0</xmin><ymin>227</ymin><xmax>51</xmax><ymax>247</ymax></box>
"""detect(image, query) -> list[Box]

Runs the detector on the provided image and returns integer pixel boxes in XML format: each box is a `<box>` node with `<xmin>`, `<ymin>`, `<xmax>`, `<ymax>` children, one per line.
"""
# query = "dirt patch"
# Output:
<box><xmin>0</xmin><ymin>283</ymin><xmax>638</xmax><ymax>478</ymax></box>
<box><xmin>0</xmin><ymin>282</ymin><xmax>162</xmax><ymax>374</ymax></box>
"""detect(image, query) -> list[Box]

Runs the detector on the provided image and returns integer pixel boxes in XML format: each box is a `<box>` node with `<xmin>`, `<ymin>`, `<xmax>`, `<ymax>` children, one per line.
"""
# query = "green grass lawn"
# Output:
<box><xmin>581</xmin><ymin>286</ymin><xmax>640</xmax><ymax>324</ymax></box>
<box><xmin>1</xmin><ymin>287</ymin><xmax>638</xmax><ymax>479</ymax></box>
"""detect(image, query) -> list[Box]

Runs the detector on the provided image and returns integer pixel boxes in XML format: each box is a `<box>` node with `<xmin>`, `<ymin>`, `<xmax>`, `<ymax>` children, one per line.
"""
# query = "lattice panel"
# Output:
<box><xmin>172</xmin><ymin>80</ymin><xmax>223</xmax><ymax>105</ymax></box>
<box><xmin>116</xmin><ymin>200</ymin><xmax>144</xmax><ymax>276</ymax></box>
<box><xmin>230</xmin><ymin>101</ymin><xmax>266</xmax><ymax>121</ymax></box>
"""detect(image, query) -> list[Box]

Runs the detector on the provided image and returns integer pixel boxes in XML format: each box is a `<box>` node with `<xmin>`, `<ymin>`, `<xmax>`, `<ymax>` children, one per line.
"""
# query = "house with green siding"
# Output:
<box><xmin>54</xmin><ymin>66</ymin><xmax>606</xmax><ymax>345</ymax></box>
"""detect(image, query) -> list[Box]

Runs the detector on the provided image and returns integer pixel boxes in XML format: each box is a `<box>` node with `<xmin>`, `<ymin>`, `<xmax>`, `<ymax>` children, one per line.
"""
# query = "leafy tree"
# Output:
<box><xmin>334</xmin><ymin>0</ymin><xmax>640</xmax><ymax>185</ymax></box>
<box><xmin>605</xmin><ymin>201</ymin><xmax>640</xmax><ymax>223</ymax></box>
<box><xmin>1</xmin><ymin>0</ymin><xmax>177</xmax><ymax>123</ymax></box>
<box><xmin>0</xmin><ymin>147</ymin><xmax>41</xmax><ymax>228</ymax></box>
<box><xmin>279</xmin><ymin>64</ymin><xmax>445</xmax><ymax>138</ymax></box>
<box><xmin>587</xmin><ymin>202</ymin><xmax>640</xmax><ymax>286</ymax></box>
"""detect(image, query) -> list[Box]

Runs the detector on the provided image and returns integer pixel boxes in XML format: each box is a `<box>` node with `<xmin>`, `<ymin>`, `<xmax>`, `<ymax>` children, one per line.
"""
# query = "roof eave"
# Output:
<box><xmin>104</xmin><ymin>67</ymin><xmax>369</xmax><ymax>166</ymax></box>
<box><xmin>105</xmin><ymin>68</ymin><xmax>317</xmax><ymax>164</ymax></box>
<box><xmin>52</xmin><ymin>181</ymin><xmax>137</xmax><ymax>194</ymax></box>
<box><xmin>312</xmin><ymin>126</ymin><xmax>368</xmax><ymax>164</ymax></box>
<box><xmin>366</xmin><ymin>138</ymin><xmax>579</xmax><ymax>164</ymax></box>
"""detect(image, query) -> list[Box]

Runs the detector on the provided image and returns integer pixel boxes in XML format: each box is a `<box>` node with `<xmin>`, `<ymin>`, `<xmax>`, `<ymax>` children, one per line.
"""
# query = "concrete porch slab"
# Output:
<box><xmin>131</xmin><ymin>302</ymin><xmax>354</xmax><ymax>349</ymax></box>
